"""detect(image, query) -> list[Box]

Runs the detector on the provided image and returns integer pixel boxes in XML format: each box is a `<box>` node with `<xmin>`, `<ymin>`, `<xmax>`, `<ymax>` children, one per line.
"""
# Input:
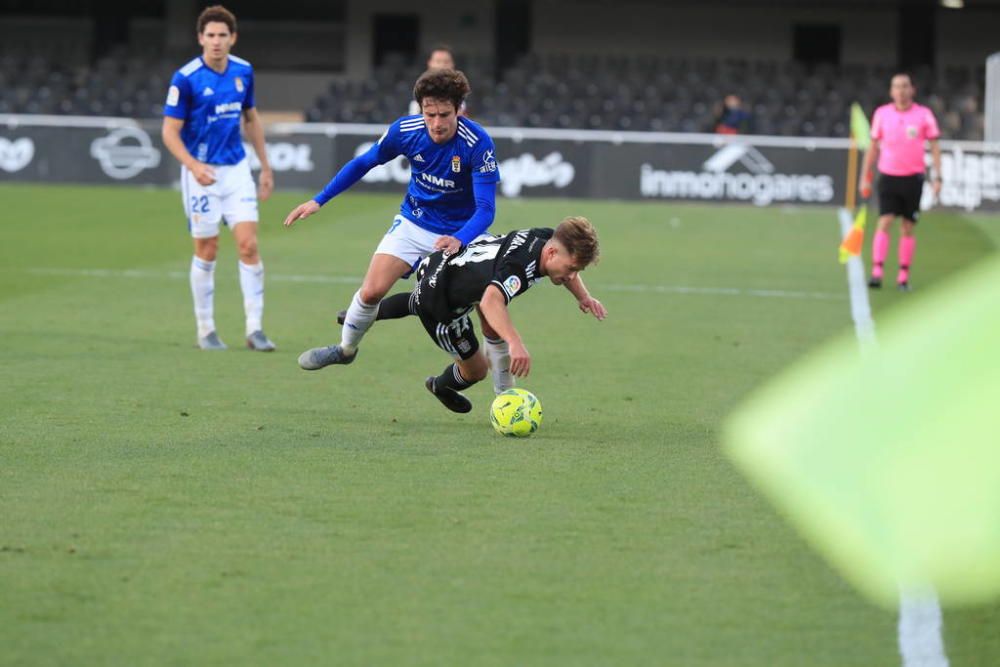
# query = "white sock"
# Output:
<box><xmin>484</xmin><ymin>336</ymin><xmax>514</xmax><ymax>394</ymax></box>
<box><xmin>238</xmin><ymin>260</ymin><xmax>264</xmax><ymax>336</ymax></box>
<box><xmin>190</xmin><ymin>256</ymin><xmax>216</xmax><ymax>339</ymax></box>
<box><xmin>340</xmin><ymin>290</ymin><xmax>379</xmax><ymax>352</ymax></box>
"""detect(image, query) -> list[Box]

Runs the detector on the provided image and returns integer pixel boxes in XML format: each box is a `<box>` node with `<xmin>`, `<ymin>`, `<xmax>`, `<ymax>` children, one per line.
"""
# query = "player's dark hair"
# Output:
<box><xmin>554</xmin><ymin>216</ymin><xmax>600</xmax><ymax>267</ymax></box>
<box><xmin>197</xmin><ymin>5</ymin><xmax>237</xmax><ymax>35</ymax></box>
<box><xmin>413</xmin><ymin>69</ymin><xmax>470</xmax><ymax>111</ymax></box>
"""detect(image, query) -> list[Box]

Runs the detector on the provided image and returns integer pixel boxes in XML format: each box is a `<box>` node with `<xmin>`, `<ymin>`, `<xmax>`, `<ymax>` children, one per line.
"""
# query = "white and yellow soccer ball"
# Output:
<box><xmin>490</xmin><ymin>388</ymin><xmax>543</xmax><ymax>437</ymax></box>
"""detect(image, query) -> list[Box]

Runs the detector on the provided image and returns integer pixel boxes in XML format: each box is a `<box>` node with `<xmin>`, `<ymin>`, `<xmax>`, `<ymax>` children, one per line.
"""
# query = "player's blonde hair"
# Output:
<box><xmin>197</xmin><ymin>5</ymin><xmax>237</xmax><ymax>34</ymax></box>
<box><xmin>554</xmin><ymin>216</ymin><xmax>600</xmax><ymax>267</ymax></box>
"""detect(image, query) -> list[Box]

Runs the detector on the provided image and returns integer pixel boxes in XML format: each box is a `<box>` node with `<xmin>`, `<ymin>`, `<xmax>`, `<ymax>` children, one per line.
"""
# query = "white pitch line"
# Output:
<box><xmin>24</xmin><ymin>267</ymin><xmax>845</xmax><ymax>302</ymax></box>
<box><xmin>837</xmin><ymin>208</ymin><xmax>948</xmax><ymax>667</ymax></box>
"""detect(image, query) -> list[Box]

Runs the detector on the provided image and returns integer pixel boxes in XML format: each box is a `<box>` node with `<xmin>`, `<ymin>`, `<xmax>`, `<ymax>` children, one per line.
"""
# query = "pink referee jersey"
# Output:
<box><xmin>871</xmin><ymin>103</ymin><xmax>941</xmax><ymax>176</ymax></box>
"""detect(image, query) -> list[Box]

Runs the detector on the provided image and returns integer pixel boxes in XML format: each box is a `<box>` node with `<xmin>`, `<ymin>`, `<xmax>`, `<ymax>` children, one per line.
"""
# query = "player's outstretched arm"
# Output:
<box><xmin>563</xmin><ymin>274</ymin><xmax>607</xmax><ymax>321</ymax></box>
<box><xmin>283</xmin><ymin>200</ymin><xmax>321</xmax><ymax>227</ymax></box>
<box><xmin>479</xmin><ymin>285</ymin><xmax>531</xmax><ymax>377</ymax></box>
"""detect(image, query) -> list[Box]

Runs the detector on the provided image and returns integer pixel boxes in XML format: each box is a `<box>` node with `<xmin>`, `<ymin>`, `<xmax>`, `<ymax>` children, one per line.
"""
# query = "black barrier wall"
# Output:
<box><xmin>3</xmin><ymin>115</ymin><xmax>999</xmax><ymax>212</ymax></box>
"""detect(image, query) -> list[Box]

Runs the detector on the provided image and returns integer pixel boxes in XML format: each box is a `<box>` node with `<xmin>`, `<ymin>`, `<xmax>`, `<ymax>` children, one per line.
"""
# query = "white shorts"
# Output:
<box><xmin>180</xmin><ymin>158</ymin><xmax>258</xmax><ymax>239</ymax></box>
<box><xmin>374</xmin><ymin>215</ymin><xmax>492</xmax><ymax>275</ymax></box>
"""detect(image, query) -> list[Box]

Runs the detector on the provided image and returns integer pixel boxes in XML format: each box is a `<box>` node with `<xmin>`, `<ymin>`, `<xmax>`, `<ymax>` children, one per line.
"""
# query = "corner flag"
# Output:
<box><xmin>850</xmin><ymin>103</ymin><xmax>871</xmax><ymax>152</ymax></box>
<box><xmin>838</xmin><ymin>206</ymin><xmax>867</xmax><ymax>263</ymax></box>
<box><xmin>725</xmin><ymin>256</ymin><xmax>1000</xmax><ymax>608</ymax></box>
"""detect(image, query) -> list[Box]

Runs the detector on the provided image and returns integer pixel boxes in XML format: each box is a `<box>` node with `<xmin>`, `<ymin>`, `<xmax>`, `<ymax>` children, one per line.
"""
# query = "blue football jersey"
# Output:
<box><xmin>163</xmin><ymin>55</ymin><xmax>256</xmax><ymax>166</ymax></box>
<box><xmin>373</xmin><ymin>115</ymin><xmax>501</xmax><ymax>235</ymax></box>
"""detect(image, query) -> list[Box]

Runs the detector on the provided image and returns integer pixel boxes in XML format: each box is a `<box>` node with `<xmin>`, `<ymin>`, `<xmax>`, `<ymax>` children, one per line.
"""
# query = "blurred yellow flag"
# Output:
<box><xmin>851</xmin><ymin>102</ymin><xmax>872</xmax><ymax>152</ymax></box>
<box><xmin>725</xmin><ymin>256</ymin><xmax>1000</xmax><ymax>608</ymax></box>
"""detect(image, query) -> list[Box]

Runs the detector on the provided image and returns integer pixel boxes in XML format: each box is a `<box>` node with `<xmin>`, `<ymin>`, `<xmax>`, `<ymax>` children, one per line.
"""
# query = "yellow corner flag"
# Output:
<box><xmin>838</xmin><ymin>206</ymin><xmax>867</xmax><ymax>263</ymax></box>
<box><xmin>850</xmin><ymin>102</ymin><xmax>871</xmax><ymax>152</ymax></box>
<box><xmin>725</xmin><ymin>255</ymin><xmax>1000</xmax><ymax>608</ymax></box>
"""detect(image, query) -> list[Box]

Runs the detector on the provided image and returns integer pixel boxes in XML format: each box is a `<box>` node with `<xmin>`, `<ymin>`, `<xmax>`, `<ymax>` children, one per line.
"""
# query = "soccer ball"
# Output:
<box><xmin>490</xmin><ymin>388</ymin><xmax>543</xmax><ymax>437</ymax></box>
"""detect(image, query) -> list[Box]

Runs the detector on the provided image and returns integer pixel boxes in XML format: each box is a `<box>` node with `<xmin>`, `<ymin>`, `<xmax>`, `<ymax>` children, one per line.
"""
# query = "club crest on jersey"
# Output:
<box><xmin>235</xmin><ymin>77</ymin><xmax>244</xmax><ymax>92</ymax></box>
<box><xmin>906</xmin><ymin>126</ymin><xmax>918</xmax><ymax>138</ymax></box>
<box><xmin>451</xmin><ymin>155</ymin><xmax>461</xmax><ymax>173</ymax></box>
<box><xmin>502</xmin><ymin>275</ymin><xmax>521</xmax><ymax>297</ymax></box>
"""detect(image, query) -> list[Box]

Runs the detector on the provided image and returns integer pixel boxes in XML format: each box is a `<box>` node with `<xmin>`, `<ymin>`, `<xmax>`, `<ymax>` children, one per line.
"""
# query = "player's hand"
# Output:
<box><xmin>192</xmin><ymin>162</ymin><xmax>216</xmax><ymax>186</ymax></box>
<box><xmin>578</xmin><ymin>296</ymin><xmax>607</xmax><ymax>321</ymax></box>
<box><xmin>932</xmin><ymin>178</ymin><xmax>942</xmax><ymax>198</ymax></box>
<box><xmin>257</xmin><ymin>167</ymin><xmax>274</xmax><ymax>201</ymax></box>
<box><xmin>283</xmin><ymin>200</ymin><xmax>320</xmax><ymax>228</ymax></box>
<box><xmin>434</xmin><ymin>235</ymin><xmax>462</xmax><ymax>256</ymax></box>
<box><xmin>509</xmin><ymin>340</ymin><xmax>531</xmax><ymax>377</ymax></box>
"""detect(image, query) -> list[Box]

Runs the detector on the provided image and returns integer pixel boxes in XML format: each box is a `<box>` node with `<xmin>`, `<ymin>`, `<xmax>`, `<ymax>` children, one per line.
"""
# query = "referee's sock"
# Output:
<box><xmin>871</xmin><ymin>230</ymin><xmax>890</xmax><ymax>279</ymax></box>
<box><xmin>898</xmin><ymin>235</ymin><xmax>916</xmax><ymax>284</ymax></box>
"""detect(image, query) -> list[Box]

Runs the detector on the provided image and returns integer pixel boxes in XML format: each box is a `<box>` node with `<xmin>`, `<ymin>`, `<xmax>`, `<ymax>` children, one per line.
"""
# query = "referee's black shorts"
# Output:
<box><xmin>877</xmin><ymin>173</ymin><xmax>924</xmax><ymax>222</ymax></box>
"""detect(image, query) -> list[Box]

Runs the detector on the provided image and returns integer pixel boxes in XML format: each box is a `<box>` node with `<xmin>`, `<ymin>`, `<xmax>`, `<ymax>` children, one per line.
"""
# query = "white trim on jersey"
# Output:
<box><xmin>179</xmin><ymin>57</ymin><xmax>203</xmax><ymax>77</ymax></box>
<box><xmin>228</xmin><ymin>54</ymin><xmax>251</xmax><ymax>66</ymax></box>
<box><xmin>400</xmin><ymin>118</ymin><xmax>425</xmax><ymax>133</ymax></box>
<box><xmin>456</xmin><ymin>122</ymin><xmax>477</xmax><ymax>147</ymax></box>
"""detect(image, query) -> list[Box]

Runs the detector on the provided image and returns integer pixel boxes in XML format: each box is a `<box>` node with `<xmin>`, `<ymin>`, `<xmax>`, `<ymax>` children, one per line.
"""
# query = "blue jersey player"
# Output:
<box><xmin>161</xmin><ymin>5</ymin><xmax>275</xmax><ymax>352</ymax></box>
<box><xmin>284</xmin><ymin>69</ymin><xmax>514</xmax><ymax>393</ymax></box>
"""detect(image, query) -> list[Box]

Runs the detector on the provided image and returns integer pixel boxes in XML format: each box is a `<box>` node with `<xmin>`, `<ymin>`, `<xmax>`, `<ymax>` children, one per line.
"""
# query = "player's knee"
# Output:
<box><xmin>237</xmin><ymin>236</ymin><xmax>258</xmax><ymax>260</ymax></box>
<box><xmin>195</xmin><ymin>238</ymin><xmax>219</xmax><ymax>261</ymax></box>
<box><xmin>358</xmin><ymin>285</ymin><xmax>387</xmax><ymax>305</ymax></box>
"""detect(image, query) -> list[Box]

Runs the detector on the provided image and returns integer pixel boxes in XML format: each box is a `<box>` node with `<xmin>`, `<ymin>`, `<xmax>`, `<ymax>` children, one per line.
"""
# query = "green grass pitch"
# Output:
<box><xmin>2</xmin><ymin>183</ymin><xmax>999</xmax><ymax>665</ymax></box>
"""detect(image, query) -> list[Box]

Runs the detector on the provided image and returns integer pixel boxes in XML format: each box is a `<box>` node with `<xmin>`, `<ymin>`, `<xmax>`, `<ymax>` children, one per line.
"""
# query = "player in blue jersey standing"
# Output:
<box><xmin>283</xmin><ymin>68</ymin><xmax>513</xmax><ymax>392</ymax></box>
<box><xmin>161</xmin><ymin>5</ymin><xmax>276</xmax><ymax>351</ymax></box>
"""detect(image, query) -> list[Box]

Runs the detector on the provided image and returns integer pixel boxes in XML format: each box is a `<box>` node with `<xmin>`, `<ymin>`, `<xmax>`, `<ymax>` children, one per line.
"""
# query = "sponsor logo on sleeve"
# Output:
<box><xmin>502</xmin><ymin>275</ymin><xmax>521</xmax><ymax>297</ymax></box>
<box><xmin>166</xmin><ymin>85</ymin><xmax>180</xmax><ymax>106</ymax></box>
<box><xmin>479</xmin><ymin>148</ymin><xmax>497</xmax><ymax>174</ymax></box>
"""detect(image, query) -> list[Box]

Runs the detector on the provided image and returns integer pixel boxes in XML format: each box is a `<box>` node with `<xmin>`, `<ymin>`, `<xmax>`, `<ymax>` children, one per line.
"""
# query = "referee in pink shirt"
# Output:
<box><xmin>858</xmin><ymin>73</ymin><xmax>942</xmax><ymax>291</ymax></box>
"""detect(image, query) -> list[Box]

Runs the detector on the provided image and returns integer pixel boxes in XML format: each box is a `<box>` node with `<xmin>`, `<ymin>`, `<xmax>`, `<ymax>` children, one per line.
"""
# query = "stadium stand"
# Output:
<box><xmin>300</xmin><ymin>53</ymin><xmax>985</xmax><ymax>140</ymax></box>
<box><xmin>0</xmin><ymin>44</ymin><xmax>985</xmax><ymax>140</ymax></box>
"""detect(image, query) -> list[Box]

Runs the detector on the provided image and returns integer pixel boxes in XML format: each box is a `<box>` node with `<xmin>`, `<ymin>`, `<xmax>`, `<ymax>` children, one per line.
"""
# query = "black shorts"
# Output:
<box><xmin>417</xmin><ymin>309</ymin><xmax>480</xmax><ymax>360</ymax></box>
<box><xmin>877</xmin><ymin>173</ymin><xmax>924</xmax><ymax>222</ymax></box>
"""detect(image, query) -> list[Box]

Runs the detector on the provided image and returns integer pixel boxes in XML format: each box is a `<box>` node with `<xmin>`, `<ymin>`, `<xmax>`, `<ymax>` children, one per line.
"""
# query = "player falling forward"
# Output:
<box><xmin>283</xmin><ymin>68</ymin><xmax>516</xmax><ymax>392</ymax></box>
<box><xmin>319</xmin><ymin>217</ymin><xmax>607</xmax><ymax>413</ymax></box>
<box><xmin>161</xmin><ymin>4</ymin><xmax>276</xmax><ymax>351</ymax></box>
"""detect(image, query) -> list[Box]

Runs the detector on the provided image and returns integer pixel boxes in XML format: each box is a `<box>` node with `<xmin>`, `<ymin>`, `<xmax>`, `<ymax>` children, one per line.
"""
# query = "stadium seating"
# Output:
<box><xmin>302</xmin><ymin>53</ymin><xmax>986</xmax><ymax>140</ymax></box>
<box><xmin>0</xmin><ymin>44</ymin><xmax>985</xmax><ymax>140</ymax></box>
